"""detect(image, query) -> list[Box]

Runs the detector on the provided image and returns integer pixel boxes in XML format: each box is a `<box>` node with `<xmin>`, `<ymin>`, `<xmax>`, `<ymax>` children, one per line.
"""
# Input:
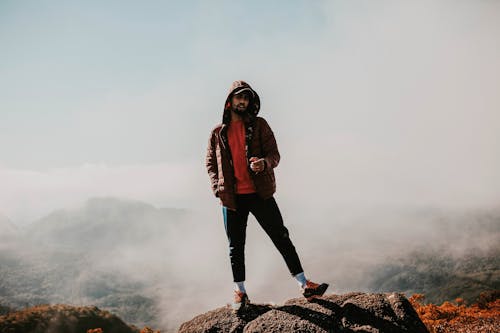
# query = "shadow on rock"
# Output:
<box><xmin>178</xmin><ymin>292</ymin><xmax>429</xmax><ymax>333</ymax></box>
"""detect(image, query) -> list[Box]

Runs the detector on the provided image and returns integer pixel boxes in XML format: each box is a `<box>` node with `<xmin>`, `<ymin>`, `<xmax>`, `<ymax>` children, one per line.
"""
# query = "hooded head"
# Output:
<box><xmin>222</xmin><ymin>80</ymin><xmax>261</xmax><ymax>124</ymax></box>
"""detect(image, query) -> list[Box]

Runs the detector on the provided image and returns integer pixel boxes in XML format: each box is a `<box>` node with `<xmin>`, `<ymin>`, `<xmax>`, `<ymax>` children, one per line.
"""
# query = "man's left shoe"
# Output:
<box><xmin>232</xmin><ymin>290</ymin><xmax>250</xmax><ymax>313</ymax></box>
<box><xmin>301</xmin><ymin>279</ymin><xmax>329</xmax><ymax>301</ymax></box>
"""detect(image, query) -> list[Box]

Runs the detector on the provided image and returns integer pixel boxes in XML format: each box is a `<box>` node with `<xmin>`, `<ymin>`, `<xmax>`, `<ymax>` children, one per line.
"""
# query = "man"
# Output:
<box><xmin>206</xmin><ymin>80</ymin><xmax>329</xmax><ymax>311</ymax></box>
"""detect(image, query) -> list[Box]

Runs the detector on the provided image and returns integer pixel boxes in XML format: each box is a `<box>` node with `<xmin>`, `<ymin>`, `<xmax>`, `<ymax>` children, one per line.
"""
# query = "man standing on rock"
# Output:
<box><xmin>206</xmin><ymin>80</ymin><xmax>329</xmax><ymax>311</ymax></box>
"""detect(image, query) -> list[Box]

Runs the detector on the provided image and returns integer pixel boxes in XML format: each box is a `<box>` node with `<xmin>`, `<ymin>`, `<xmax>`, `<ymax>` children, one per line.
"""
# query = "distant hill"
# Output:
<box><xmin>23</xmin><ymin>197</ymin><xmax>188</xmax><ymax>250</ymax></box>
<box><xmin>0</xmin><ymin>197</ymin><xmax>189</xmax><ymax>330</ymax></box>
<box><xmin>0</xmin><ymin>213</ymin><xmax>17</xmax><ymax>239</ymax></box>
<box><xmin>367</xmin><ymin>245</ymin><xmax>500</xmax><ymax>305</ymax></box>
<box><xmin>364</xmin><ymin>207</ymin><xmax>500</xmax><ymax>305</ymax></box>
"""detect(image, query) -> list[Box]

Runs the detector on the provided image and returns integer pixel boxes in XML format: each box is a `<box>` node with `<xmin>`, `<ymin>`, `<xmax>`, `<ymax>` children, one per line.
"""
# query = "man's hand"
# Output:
<box><xmin>249</xmin><ymin>157</ymin><xmax>265</xmax><ymax>173</ymax></box>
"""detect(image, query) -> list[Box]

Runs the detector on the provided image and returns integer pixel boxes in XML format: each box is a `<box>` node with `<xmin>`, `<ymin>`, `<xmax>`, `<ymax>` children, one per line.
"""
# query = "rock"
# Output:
<box><xmin>0</xmin><ymin>304</ymin><xmax>139</xmax><ymax>333</ymax></box>
<box><xmin>178</xmin><ymin>292</ymin><xmax>429</xmax><ymax>333</ymax></box>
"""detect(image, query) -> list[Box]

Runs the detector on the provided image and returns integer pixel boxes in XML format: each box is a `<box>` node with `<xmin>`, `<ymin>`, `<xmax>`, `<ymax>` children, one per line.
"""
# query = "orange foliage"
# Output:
<box><xmin>140</xmin><ymin>327</ymin><xmax>161</xmax><ymax>333</ymax></box>
<box><xmin>86</xmin><ymin>327</ymin><xmax>161</xmax><ymax>333</ymax></box>
<box><xmin>409</xmin><ymin>292</ymin><xmax>500</xmax><ymax>333</ymax></box>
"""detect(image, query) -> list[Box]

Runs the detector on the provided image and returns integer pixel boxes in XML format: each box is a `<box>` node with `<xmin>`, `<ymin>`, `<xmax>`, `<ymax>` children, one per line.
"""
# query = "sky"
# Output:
<box><xmin>1</xmin><ymin>0</ymin><xmax>499</xmax><ymax>224</ymax></box>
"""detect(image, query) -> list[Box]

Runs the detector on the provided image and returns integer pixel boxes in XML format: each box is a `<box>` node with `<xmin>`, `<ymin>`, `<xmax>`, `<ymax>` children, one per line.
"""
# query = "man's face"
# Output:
<box><xmin>231</xmin><ymin>92</ymin><xmax>251</xmax><ymax>113</ymax></box>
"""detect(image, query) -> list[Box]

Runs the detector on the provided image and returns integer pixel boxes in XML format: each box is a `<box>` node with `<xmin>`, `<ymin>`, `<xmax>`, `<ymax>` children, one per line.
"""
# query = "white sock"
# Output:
<box><xmin>294</xmin><ymin>272</ymin><xmax>308</xmax><ymax>288</ymax></box>
<box><xmin>235</xmin><ymin>281</ymin><xmax>246</xmax><ymax>293</ymax></box>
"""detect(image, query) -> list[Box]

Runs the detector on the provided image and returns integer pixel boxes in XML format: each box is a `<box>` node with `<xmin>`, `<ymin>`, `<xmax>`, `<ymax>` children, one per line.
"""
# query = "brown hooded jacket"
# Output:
<box><xmin>205</xmin><ymin>80</ymin><xmax>280</xmax><ymax>211</ymax></box>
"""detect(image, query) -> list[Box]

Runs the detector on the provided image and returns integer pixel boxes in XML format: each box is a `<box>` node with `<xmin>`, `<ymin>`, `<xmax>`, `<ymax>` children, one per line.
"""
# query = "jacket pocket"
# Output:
<box><xmin>263</xmin><ymin>169</ymin><xmax>275</xmax><ymax>182</ymax></box>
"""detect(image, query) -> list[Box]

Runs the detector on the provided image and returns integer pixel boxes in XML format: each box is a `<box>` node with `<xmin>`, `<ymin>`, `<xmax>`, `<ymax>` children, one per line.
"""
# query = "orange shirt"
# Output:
<box><xmin>227</xmin><ymin>120</ymin><xmax>256</xmax><ymax>194</ymax></box>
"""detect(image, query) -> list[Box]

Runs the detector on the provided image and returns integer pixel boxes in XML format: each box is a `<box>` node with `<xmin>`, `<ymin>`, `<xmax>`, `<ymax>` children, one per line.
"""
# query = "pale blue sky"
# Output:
<box><xmin>0</xmin><ymin>0</ymin><xmax>326</xmax><ymax>167</ymax></box>
<box><xmin>1</xmin><ymin>0</ymin><xmax>499</xmax><ymax>223</ymax></box>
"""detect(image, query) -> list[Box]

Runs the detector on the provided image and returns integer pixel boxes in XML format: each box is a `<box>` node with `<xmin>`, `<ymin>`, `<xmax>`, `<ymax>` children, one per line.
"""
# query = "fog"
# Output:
<box><xmin>1</xmin><ymin>0</ymin><xmax>499</xmax><ymax>332</ymax></box>
<box><xmin>1</xmin><ymin>196</ymin><xmax>497</xmax><ymax>331</ymax></box>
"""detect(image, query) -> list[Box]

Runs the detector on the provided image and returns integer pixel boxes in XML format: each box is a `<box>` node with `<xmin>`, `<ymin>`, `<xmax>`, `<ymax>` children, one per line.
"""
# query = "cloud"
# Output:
<box><xmin>0</xmin><ymin>162</ymin><xmax>210</xmax><ymax>225</ymax></box>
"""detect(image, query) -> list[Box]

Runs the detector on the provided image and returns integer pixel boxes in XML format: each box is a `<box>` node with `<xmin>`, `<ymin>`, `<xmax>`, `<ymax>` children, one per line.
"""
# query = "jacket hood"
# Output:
<box><xmin>222</xmin><ymin>80</ymin><xmax>261</xmax><ymax>125</ymax></box>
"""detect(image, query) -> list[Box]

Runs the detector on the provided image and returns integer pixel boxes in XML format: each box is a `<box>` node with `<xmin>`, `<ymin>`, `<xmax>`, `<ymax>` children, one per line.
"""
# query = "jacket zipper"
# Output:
<box><xmin>220</xmin><ymin>125</ymin><xmax>236</xmax><ymax>194</ymax></box>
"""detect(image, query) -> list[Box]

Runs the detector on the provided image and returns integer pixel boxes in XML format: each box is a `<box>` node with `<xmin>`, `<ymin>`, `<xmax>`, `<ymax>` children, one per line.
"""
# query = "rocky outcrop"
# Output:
<box><xmin>178</xmin><ymin>292</ymin><xmax>429</xmax><ymax>333</ymax></box>
<box><xmin>0</xmin><ymin>304</ymin><xmax>139</xmax><ymax>333</ymax></box>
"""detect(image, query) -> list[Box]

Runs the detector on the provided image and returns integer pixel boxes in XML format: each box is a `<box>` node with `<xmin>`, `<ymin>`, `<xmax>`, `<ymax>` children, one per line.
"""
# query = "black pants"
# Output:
<box><xmin>222</xmin><ymin>193</ymin><xmax>304</xmax><ymax>282</ymax></box>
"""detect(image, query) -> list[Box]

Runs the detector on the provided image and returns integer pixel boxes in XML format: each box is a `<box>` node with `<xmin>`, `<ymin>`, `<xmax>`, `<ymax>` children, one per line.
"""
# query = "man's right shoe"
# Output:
<box><xmin>301</xmin><ymin>279</ymin><xmax>329</xmax><ymax>301</ymax></box>
<box><xmin>232</xmin><ymin>290</ymin><xmax>250</xmax><ymax>312</ymax></box>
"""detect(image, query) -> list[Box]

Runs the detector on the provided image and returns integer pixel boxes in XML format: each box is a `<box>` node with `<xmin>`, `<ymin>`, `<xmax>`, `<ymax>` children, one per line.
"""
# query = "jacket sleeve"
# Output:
<box><xmin>260</xmin><ymin>118</ymin><xmax>280</xmax><ymax>170</ymax></box>
<box><xmin>206</xmin><ymin>129</ymin><xmax>219</xmax><ymax>197</ymax></box>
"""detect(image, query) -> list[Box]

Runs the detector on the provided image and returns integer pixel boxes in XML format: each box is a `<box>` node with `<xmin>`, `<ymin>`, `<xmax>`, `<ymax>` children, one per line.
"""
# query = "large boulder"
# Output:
<box><xmin>178</xmin><ymin>292</ymin><xmax>429</xmax><ymax>333</ymax></box>
<box><xmin>0</xmin><ymin>304</ymin><xmax>139</xmax><ymax>333</ymax></box>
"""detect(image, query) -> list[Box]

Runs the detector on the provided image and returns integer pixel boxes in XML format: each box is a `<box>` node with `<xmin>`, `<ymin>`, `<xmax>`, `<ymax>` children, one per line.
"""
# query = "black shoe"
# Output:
<box><xmin>232</xmin><ymin>290</ymin><xmax>250</xmax><ymax>312</ymax></box>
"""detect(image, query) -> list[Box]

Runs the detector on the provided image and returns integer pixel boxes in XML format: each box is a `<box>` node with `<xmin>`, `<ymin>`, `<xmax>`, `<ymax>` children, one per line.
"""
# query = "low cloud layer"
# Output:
<box><xmin>0</xmin><ymin>162</ymin><xmax>206</xmax><ymax>225</ymax></box>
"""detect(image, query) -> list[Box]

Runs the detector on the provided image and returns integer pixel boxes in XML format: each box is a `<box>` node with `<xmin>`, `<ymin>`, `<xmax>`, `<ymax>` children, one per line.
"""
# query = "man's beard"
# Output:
<box><xmin>232</xmin><ymin>104</ymin><xmax>248</xmax><ymax>115</ymax></box>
